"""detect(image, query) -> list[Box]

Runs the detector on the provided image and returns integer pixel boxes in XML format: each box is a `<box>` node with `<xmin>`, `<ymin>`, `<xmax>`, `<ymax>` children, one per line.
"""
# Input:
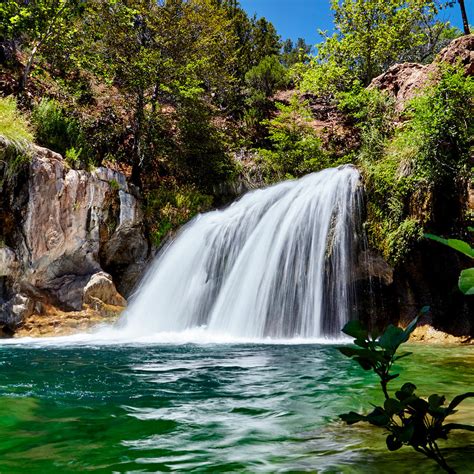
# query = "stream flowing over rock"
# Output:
<box><xmin>0</xmin><ymin>141</ymin><xmax>149</xmax><ymax>332</ymax></box>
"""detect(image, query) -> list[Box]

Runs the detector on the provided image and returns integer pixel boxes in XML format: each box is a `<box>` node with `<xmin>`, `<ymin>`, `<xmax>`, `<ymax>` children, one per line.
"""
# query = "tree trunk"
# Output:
<box><xmin>131</xmin><ymin>91</ymin><xmax>145</xmax><ymax>188</ymax></box>
<box><xmin>458</xmin><ymin>0</ymin><xmax>470</xmax><ymax>35</ymax></box>
<box><xmin>20</xmin><ymin>43</ymin><xmax>39</xmax><ymax>91</ymax></box>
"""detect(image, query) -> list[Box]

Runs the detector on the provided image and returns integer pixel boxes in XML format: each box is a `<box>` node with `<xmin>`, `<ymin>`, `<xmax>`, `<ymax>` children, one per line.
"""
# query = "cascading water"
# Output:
<box><xmin>122</xmin><ymin>166</ymin><xmax>363</xmax><ymax>340</ymax></box>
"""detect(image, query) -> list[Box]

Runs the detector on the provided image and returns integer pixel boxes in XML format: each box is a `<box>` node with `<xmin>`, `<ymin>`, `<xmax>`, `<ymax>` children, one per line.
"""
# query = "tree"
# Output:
<box><xmin>244</xmin><ymin>55</ymin><xmax>288</xmax><ymax>140</ymax></box>
<box><xmin>281</xmin><ymin>38</ymin><xmax>312</xmax><ymax>67</ymax></box>
<box><xmin>251</xmin><ymin>18</ymin><xmax>281</xmax><ymax>63</ymax></box>
<box><xmin>300</xmin><ymin>0</ymin><xmax>451</xmax><ymax>95</ymax></box>
<box><xmin>444</xmin><ymin>0</ymin><xmax>470</xmax><ymax>34</ymax></box>
<box><xmin>79</xmin><ymin>0</ymin><xmax>237</xmax><ymax>186</ymax></box>
<box><xmin>258</xmin><ymin>95</ymin><xmax>328</xmax><ymax>179</ymax></box>
<box><xmin>1</xmin><ymin>0</ymin><xmax>83</xmax><ymax>90</ymax></box>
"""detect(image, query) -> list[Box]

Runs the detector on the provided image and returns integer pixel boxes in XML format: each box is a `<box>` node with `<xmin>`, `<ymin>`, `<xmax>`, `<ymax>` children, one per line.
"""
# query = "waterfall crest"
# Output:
<box><xmin>122</xmin><ymin>166</ymin><xmax>362</xmax><ymax>339</ymax></box>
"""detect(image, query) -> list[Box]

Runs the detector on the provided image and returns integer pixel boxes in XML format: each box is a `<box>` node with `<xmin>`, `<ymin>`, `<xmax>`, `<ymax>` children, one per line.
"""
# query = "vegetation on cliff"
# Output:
<box><xmin>1</xmin><ymin>0</ymin><xmax>471</xmax><ymax>252</ymax></box>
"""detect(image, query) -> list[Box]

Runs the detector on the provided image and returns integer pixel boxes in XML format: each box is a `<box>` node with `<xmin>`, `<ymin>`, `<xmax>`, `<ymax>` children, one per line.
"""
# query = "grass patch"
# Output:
<box><xmin>0</xmin><ymin>96</ymin><xmax>34</xmax><ymax>148</ymax></box>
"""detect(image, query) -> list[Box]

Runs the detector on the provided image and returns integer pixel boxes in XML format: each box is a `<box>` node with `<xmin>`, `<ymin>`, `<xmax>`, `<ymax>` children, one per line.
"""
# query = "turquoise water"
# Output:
<box><xmin>0</xmin><ymin>342</ymin><xmax>472</xmax><ymax>473</ymax></box>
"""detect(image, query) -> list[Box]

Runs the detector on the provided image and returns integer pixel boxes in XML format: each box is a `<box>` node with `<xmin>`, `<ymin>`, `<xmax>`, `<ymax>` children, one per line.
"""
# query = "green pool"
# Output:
<box><xmin>0</xmin><ymin>342</ymin><xmax>472</xmax><ymax>473</ymax></box>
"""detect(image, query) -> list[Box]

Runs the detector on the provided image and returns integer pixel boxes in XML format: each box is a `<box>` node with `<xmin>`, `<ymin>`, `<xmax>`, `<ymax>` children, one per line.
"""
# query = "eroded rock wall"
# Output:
<box><xmin>0</xmin><ymin>141</ymin><xmax>150</xmax><ymax>333</ymax></box>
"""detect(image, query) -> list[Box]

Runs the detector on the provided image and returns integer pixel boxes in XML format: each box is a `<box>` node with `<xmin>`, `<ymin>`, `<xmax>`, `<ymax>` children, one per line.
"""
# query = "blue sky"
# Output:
<box><xmin>239</xmin><ymin>0</ymin><xmax>474</xmax><ymax>46</ymax></box>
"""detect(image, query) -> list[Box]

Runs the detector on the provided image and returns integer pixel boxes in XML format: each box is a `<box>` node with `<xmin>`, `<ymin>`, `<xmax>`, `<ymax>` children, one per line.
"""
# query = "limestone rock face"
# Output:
<box><xmin>370</xmin><ymin>34</ymin><xmax>474</xmax><ymax>110</ymax></box>
<box><xmin>0</xmin><ymin>143</ymin><xmax>149</xmax><ymax>331</ymax></box>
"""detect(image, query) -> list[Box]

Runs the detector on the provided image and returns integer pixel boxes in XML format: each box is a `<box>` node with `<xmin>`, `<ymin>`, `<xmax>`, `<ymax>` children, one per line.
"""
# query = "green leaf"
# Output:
<box><xmin>403</xmin><ymin>316</ymin><xmax>419</xmax><ymax>339</ymax></box>
<box><xmin>459</xmin><ymin>268</ymin><xmax>474</xmax><ymax>295</ymax></box>
<box><xmin>406</xmin><ymin>396</ymin><xmax>429</xmax><ymax>414</ymax></box>
<box><xmin>386</xmin><ymin>434</ymin><xmax>402</xmax><ymax>451</ymax></box>
<box><xmin>394</xmin><ymin>352</ymin><xmax>413</xmax><ymax>361</ymax></box>
<box><xmin>428</xmin><ymin>394</ymin><xmax>446</xmax><ymax>410</ymax></box>
<box><xmin>447</xmin><ymin>392</ymin><xmax>474</xmax><ymax>411</ymax></box>
<box><xmin>399</xmin><ymin>424</ymin><xmax>415</xmax><ymax>443</ymax></box>
<box><xmin>339</xmin><ymin>411</ymin><xmax>366</xmax><ymax>425</ymax></box>
<box><xmin>342</xmin><ymin>320</ymin><xmax>368</xmax><ymax>340</ymax></box>
<box><xmin>425</xmin><ymin>234</ymin><xmax>474</xmax><ymax>258</ymax></box>
<box><xmin>378</xmin><ymin>325</ymin><xmax>408</xmax><ymax>352</ymax></box>
<box><xmin>366</xmin><ymin>407</ymin><xmax>391</xmax><ymax>427</ymax></box>
<box><xmin>396</xmin><ymin>383</ymin><xmax>416</xmax><ymax>401</ymax></box>
<box><xmin>354</xmin><ymin>356</ymin><xmax>373</xmax><ymax>371</ymax></box>
<box><xmin>384</xmin><ymin>398</ymin><xmax>403</xmax><ymax>415</ymax></box>
<box><xmin>338</xmin><ymin>347</ymin><xmax>364</xmax><ymax>358</ymax></box>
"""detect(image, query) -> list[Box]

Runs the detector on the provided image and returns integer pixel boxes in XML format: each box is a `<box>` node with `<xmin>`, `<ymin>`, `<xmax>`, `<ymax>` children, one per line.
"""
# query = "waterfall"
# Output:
<box><xmin>122</xmin><ymin>166</ymin><xmax>363</xmax><ymax>340</ymax></box>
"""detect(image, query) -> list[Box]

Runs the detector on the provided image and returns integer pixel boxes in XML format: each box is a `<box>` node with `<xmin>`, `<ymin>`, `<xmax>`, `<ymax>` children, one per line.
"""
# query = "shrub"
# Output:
<box><xmin>31</xmin><ymin>98</ymin><xmax>86</xmax><ymax>158</ymax></box>
<box><xmin>0</xmin><ymin>96</ymin><xmax>34</xmax><ymax>177</ymax></box>
<box><xmin>144</xmin><ymin>182</ymin><xmax>213</xmax><ymax>247</ymax></box>
<box><xmin>245</xmin><ymin>55</ymin><xmax>289</xmax><ymax>98</ymax></box>
<box><xmin>339</xmin><ymin>315</ymin><xmax>474</xmax><ymax>473</ymax></box>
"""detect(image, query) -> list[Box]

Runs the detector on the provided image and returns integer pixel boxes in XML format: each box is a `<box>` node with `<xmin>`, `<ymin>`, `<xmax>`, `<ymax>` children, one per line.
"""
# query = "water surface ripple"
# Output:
<box><xmin>0</xmin><ymin>343</ymin><xmax>472</xmax><ymax>473</ymax></box>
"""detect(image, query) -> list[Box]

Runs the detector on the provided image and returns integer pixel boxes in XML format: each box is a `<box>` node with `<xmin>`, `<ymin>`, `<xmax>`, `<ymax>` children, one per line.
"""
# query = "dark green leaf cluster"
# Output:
<box><xmin>425</xmin><ymin>232</ymin><xmax>474</xmax><ymax>295</ymax></box>
<box><xmin>338</xmin><ymin>315</ymin><xmax>474</xmax><ymax>472</ymax></box>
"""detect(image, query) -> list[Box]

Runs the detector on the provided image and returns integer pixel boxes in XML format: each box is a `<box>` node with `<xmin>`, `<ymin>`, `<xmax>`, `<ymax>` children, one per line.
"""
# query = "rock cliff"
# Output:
<box><xmin>0</xmin><ymin>139</ymin><xmax>149</xmax><ymax>335</ymax></box>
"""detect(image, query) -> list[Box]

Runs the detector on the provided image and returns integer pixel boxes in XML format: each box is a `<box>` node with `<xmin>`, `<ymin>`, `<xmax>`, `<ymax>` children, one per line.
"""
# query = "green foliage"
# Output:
<box><xmin>0</xmin><ymin>96</ymin><xmax>34</xmax><ymax>177</ymax></box>
<box><xmin>256</xmin><ymin>95</ymin><xmax>332</xmax><ymax>180</ymax></box>
<box><xmin>173</xmin><ymin>95</ymin><xmax>237</xmax><ymax>190</ymax></box>
<box><xmin>31</xmin><ymin>99</ymin><xmax>86</xmax><ymax>158</ymax></box>
<box><xmin>244</xmin><ymin>55</ymin><xmax>289</xmax><ymax>142</ymax></box>
<box><xmin>339</xmin><ymin>315</ymin><xmax>474</xmax><ymax>473</ymax></box>
<box><xmin>0</xmin><ymin>96</ymin><xmax>34</xmax><ymax>147</ymax></box>
<box><xmin>145</xmin><ymin>183</ymin><xmax>213</xmax><ymax>247</ymax></box>
<box><xmin>281</xmin><ymin>38</ymin><xmax>312</xmax><ymax>68</ymax></box>
<box><xmin>1</xmin><ymin>0</ymin><xmax>84</xmax><ymax>87</ymax></box>
<box><xmin>65</xmin><ymin>147</ymin><xmax>82</xmax><ymax>167</ymax></box>
<box><xmin>425</xmin><ymin>233</ymin><xmax>474</xmax><ymax>295</ymax></box>
<box><xmin>245</xmin><ymin>56</ymin><xmax>288</xmax><ymax>98</ymax></box>
<box><xmin>351</xmin><ymin>65</ymin><xmax>473</xmax><ymax>264</ymax></box>
<box><xmin>300</xmin><ymin>0</ymin><xmax>453</xmax><ymax>95</ymax></box>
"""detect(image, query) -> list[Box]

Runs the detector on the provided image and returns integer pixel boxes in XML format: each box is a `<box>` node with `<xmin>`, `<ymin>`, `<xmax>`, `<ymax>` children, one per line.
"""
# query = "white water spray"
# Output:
<box><xmin>121</xmin><ymin>166</ymin><xmax>362</xmax><ymax>340</ymax></box>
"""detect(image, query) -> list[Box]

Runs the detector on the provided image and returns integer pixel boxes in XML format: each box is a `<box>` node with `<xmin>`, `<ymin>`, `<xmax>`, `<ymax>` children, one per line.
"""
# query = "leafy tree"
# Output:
<box><xmin>244</xmin><ymin>55</ymin><xmax>288</xmax><ymax>141</ymax></box>
<box><xmin>339</xmin><ymin>315</ymin><xmax>474</xmax><ymax>473</ymax></box>
<box><xmin>245</xmin><ymin>56</ymin><xmax>288</xmax><ymax>98</ymax></box>
<box><xmin>79</xmin><ymin>0</ymin><xmax>236</xmax><ymax>186</ymax></box>
<box><xmin>1</xmin><ymin>0</ymin><xmax>84</xmax><ymax>90</ymax></box>
<box><xmin>281</xmin><ymin>38</ymin><xmax>312</xmax><ymax>68</ymax></box>
<box><xmin>257</xmin><ymin>95</ymin><xmax>329</xmax><ymax>179</ymax></box>
<box><xmin>301</xmin><ymin>0</ymin><xmax>451</xmax><ymax>95</ymax></box>
<box><xmin>251</xmin><ymin>17</ymin><xmax>281</xmax><ymax>63</ymax></box>
<box><xmin>445</xmin><ymin>0</ymin><xmax>471</xmax><ymax>34</ymax></box>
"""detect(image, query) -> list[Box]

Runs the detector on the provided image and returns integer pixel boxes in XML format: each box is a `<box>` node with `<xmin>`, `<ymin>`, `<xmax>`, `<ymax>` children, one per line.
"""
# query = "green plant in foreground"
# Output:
<box><xmin>425</xmin><ymin>233</ymin><xmax>474</xmax><ymax>295</ymax></box>
<box><xmin>338</xmin><ymin>315</ymin><xmax>474</xmax><ymax>473</ymax></box>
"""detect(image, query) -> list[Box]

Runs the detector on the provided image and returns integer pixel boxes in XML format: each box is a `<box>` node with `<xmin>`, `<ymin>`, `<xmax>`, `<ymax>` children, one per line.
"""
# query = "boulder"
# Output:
<box><xmin>83</xmin><ymin>272</ymin><xmax>126</xmax><ymax>307</ymax></box>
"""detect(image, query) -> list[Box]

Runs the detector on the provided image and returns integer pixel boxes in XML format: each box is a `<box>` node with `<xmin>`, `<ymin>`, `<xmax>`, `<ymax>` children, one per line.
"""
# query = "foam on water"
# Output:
<box><xmin>120</xmin><ymin>166</ymin><xmax>363</xmax><ymax>340</ymax></box>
